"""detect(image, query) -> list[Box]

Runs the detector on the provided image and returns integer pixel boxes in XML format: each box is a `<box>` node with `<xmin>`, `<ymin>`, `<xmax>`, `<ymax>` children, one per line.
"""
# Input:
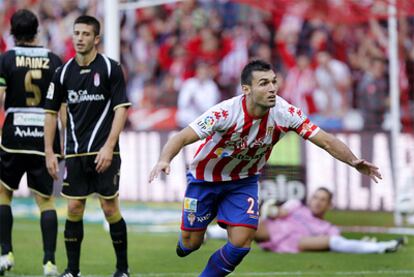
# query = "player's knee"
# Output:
<box><xmin>67</xmin><ymin>201</ymin><xmax>85</xmax><ymax>221</ymax></box>
<box><xmin>231</xmin><ymin>238</ymin><xmax>254</xmax><ymax>248</ymax></box>
<box><xmin>181</xmin><ymin>232</ymin><xmax>203</xmax><ymax>250</ymax></box>
<box><xmin>0</xmin><ymin>185</ymin><xmax>13</xmax><ymax>205</ymax></box>
<box><xmin>228</xmin><ymin>228</ymin><xmax>256</xmax><ymax>248</ymax></box>
<box><xmin>0</xmin><ymin>193</ymin><xmax>12</xmax><ymax>205</ymax></box>
<box><xmin>101</xmin><ymin>203</ymin><xmax>119</xmax><ymax>220</ymax></box>
<box><xmin>104</xmin><ymin>209</ymin><xmax>122</xmax><ymax>224</ymax></box>
<box><xmin>102</xmin><ymin>206</ymin><xmax>116</xmax><ymax>217</ymax></box>
<box><xmin>100</xmin><ymin>197</ymin><xmax>118</xmax><ymax>214</ymax></box>
<box><xmin>181</xmin><ymin>239</ymin><xmax>202</xmax><ymax>251</ymax></box>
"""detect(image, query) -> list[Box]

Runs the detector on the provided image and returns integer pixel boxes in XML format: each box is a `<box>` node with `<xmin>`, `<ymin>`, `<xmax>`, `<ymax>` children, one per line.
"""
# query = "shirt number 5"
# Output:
<box><xmin>25</xmin><ymin>69</ymin><xmax>42</xmax><ymax>106</ymax></box>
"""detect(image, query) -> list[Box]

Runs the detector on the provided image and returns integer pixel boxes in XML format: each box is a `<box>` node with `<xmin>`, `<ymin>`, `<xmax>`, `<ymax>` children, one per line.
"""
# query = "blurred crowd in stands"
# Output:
<box><xmin>1</xmin><ymin>0</ymin><xmax>414</xmax><ymax>132</ymax></box>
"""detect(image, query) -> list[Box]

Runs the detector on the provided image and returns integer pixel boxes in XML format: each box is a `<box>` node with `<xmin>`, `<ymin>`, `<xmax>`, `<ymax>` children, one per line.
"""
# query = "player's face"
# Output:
<box><xmin>309</xmin><ymin>190</ymin><xmax>332</xmax><ymax>218</ymax></box>
<box><xmin>243</xmin><ymin>70</ymin><xmax>278</xmax><ymax>109</ymax></box>
<box><xmin>73</xmin><ymin>23</ymin><xmax>100</xmax><ymax>55</ymax></box>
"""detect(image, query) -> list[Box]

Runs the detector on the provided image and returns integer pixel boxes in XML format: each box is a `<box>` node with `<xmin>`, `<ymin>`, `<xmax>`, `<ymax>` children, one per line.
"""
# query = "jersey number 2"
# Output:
<box><xmin>247</xmin><ymin>197</ymin><xmax>256</xmax><ymax>214</ymax></box>
<box><xmin>25</xmin><ymin>69</ymin><xmax>42</xmax><ymax>106</ymax></box>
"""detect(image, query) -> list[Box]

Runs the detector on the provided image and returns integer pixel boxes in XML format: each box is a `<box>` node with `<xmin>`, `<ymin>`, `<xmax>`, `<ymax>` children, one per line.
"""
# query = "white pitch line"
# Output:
<box><xmin>7</xmin><ymin>270</ymin><xmax>414</xmax><ymax>277</ymax></box>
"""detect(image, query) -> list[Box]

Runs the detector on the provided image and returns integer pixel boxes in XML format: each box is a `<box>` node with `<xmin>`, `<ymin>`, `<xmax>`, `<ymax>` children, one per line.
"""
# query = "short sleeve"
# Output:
<box><xmin>110</xmin><ymin>62</ymin><xmax>131</xmax><ymax>110</ymax></box>
<box><xmin>277</xmin><ymin>97</ymin><xmax>320</xmax><ymax>139</ymax></box>
<box><xmin>293</xmin><ymin>115</ymin><xmax>320</xmax><ymax>139</ymax></box>
<box><xmin>189</xmin><ymin>103</ymin><xmax>231</xmax><ymax>139</ymax></box>
<box><xmin>44</xmin><ymin>67</ymin><xmax>65</xmax><ymax>113</ymax></box>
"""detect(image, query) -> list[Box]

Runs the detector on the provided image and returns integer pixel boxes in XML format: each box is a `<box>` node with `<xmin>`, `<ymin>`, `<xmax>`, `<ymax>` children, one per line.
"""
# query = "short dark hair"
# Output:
<box><xmin>316</xmin><ymin>187</ymin><xmax>333</xmax><ymax>202</ymax></box>
<box><xmin>10</xmin><ymin>9</ymin><xmax>39</xmax><ymax>43</ymax></box>
<box><xmin>241</xmin><ymin>60</ymin><xmax>272</xmax><ymax>86</ymax></box>
<box><xmin>74</xmin><ymin>15</ymin><xmax>100</xmax><ymax>36</ymax></box>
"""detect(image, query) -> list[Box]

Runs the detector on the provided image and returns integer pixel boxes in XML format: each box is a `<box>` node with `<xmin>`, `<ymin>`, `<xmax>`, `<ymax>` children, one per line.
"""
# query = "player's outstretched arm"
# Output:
<box><xmin>149</xmin><ymin>126</ymin><xmax>199</xmax><ymax>183</ymax></box>
<box><xmin>44</xmin><ymin>112</ymin><xmax>59</xmax><ymax>180</ymax></box>
<box><xmin>309</xmin><ymin>129</ymin><xmax>382</xmax><ymax>183</ymax></box>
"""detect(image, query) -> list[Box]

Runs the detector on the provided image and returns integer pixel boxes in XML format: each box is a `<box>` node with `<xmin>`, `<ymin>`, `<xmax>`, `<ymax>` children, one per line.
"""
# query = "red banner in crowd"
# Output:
<box><xmin>128</xmin><ymin>107</ymin><xmax>177</xmax><ymax>131</ymax></box>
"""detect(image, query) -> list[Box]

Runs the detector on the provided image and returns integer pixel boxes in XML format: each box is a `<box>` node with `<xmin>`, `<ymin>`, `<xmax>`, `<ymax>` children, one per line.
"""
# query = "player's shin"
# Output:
<box><xmin>0</xmin><ymin>205</ymin><xmax>13</xmax><ymax>255</ymax></box>
<box><xmin>40</xmin><ymin>210</ymin><xmax>58</xmax><ymax>264</ymax></box>
<box><xmin>199</xmin><ymin>241</ymin><xmax>250</xmax><ymax>277</ymax></box>
<box><xmin>176</xmin><ymin>231</ymin><xmax>205</xmax><ymax>257</ymax></box>
<box><xmin>176</xmin><ymin>235</ymin><xmax>196</xmax><ymax>257</ymax></box>
<box><xmin>108</xmin><ymin>217</ymin><xmax>128</xmax><ymax>272</ymax></box>
<box><xmin>64</xmin><ymin>220</ymin><xmax>84</xmax><ymax>273</ymax></box>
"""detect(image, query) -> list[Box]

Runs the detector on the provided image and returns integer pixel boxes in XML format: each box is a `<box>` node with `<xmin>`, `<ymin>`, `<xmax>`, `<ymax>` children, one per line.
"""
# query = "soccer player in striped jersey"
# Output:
<box><xmin>0</xmin><ymin>9</ymin><xmax>63</xmax><ymax>276</ymax></box>
<box><xmin>44</xmin><ymin>15</ymin><xmax>131</xmax><ymax>277</ymax></box>
<box><xmin>149</xmin><ymin>60</ymin><xmax>382</xmax><ymax>276</ymax></box>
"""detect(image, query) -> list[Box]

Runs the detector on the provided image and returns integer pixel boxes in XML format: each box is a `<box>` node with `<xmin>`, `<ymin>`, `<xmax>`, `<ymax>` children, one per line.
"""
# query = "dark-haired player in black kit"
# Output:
<box><xmin>0</xmin><ymin>9</ymin><xmax>63</xmax><ymax>277</ymax></box>
<box><xmin>44</xmin><ymin>15</ymin><xmax>131</xmax><ymax>277</ymax></box>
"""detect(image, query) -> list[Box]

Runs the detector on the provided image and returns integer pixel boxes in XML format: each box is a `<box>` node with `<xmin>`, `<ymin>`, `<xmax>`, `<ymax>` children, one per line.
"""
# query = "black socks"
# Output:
<box><xmin>109</xmin><ymin>218</ymin><xmax>128</xmax><ymax>271</ymax></box>
<box><xmin>0</xmin><ymin>205</ymin><xmax>13</xmax><ymax>255</ymax></box>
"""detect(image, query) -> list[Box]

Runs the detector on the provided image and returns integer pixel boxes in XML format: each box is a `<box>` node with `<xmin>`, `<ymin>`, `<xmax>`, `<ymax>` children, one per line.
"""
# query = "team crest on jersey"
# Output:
<box><xmin>46</xmin><ymin>83</ymin><xmax>54</xmax><ymax>99</ymax></box>
<box><xmin>94</xmin><ymin>72</ymin><xmax>100</xmax><ymax>87</ymax></box>
<box><xmin>184</xmin><ymin>197</ymin><xmax>197</xmax><ymax>212</ymax></box>
<box><xmin>226</xmin><ymin>133</ymin><xmax>248</xmax><ymax>150</ymax></box>
<box><xmin>187</xmin><ymin>213</ymin><xmax>196</xmax><ymax>226</ymax></box>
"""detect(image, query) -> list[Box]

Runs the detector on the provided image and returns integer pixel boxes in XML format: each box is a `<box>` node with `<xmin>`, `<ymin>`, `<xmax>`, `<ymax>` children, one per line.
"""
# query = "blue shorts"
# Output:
<box><xmin>181</xmin><ymin>173</ymin><xmax>259</xmax><ymax>231</ymax></box>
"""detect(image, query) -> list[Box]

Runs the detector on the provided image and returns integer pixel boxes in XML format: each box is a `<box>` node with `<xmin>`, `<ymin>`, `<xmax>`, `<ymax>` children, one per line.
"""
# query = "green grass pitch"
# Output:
<box><xmin>4</xmin><ymin>201</ymin><xmax>414</xmax><ymax>277</ymax></box>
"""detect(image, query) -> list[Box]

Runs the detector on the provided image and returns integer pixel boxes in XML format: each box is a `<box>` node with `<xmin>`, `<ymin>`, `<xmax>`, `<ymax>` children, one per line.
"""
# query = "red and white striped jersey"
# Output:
<box><xmin>189</xmin><ymin>95</ymin><xmax>319</xmax><ymax>182</ymax></box>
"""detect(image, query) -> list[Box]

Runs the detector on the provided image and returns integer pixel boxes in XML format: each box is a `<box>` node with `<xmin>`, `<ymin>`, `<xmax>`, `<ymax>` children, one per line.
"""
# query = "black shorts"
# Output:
<box><xmin>0</xmin><ymin>151</ymin><xmax>54</xmax><ymax>197</ymax></box>
<box><xmin>62</xmin><ymin>155</ymin><xmax>121</xmax><ymax>199</ymax></box>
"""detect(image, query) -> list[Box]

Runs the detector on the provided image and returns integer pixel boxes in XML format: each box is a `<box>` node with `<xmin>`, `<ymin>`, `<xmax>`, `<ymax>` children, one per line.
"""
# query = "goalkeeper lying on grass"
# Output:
<box><xmin>207</xmin><ymin>187</ymin><xmax>406</xmax><ymax>253</ymax></box>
